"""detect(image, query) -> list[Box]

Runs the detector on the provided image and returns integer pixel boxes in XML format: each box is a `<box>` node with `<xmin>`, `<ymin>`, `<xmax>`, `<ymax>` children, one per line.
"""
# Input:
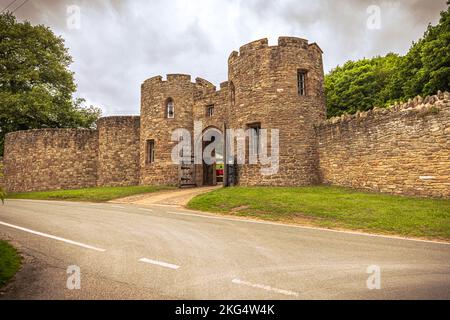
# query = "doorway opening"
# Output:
<box><xmin>201</xmin><ymin>127</ymin><xmax>223</xmax><ymax>186</ymax></box>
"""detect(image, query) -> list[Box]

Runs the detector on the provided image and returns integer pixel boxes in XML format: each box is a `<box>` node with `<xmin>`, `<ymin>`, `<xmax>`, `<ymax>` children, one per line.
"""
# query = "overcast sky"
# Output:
<box><xmin>3</xmin><ymin>0</ymin><xmax>448</xmax><ymax>115</ymax></box>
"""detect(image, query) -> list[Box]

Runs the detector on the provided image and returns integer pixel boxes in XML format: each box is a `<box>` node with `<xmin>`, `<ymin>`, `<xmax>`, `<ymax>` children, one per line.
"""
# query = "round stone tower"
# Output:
<box><xmin>140</xmin><ymin>74</ymin><xmax>197</xmax><ymax>185</ymax></box>
<box><xmin>227</xmin><ymin>37</ymin><xmax>326</xmax><ymax>186</ymax></box>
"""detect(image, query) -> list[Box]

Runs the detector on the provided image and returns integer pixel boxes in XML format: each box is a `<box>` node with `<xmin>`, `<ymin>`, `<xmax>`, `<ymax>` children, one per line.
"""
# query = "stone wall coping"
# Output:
<box><xmin>5</xmin><ymin>128</ymin><xmax>98</xmax><ymax>138</ymax></box>
<box><xmin>97</xmin><ymin>115</ymin><xmax>140</xmax><ymax>124</ymax></box>
<box><xmin>317</xmin><ymin>91</ymin><xmax>450</xmax><ymax>128</ymax></box>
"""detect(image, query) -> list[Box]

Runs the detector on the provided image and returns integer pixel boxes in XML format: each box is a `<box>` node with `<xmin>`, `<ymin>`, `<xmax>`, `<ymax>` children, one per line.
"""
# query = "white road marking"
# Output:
<box><xmin>138</xmin><ymin>208</ymin><xmax>154</xmax><ymax>212</ymax></box>
<box><xmin>110</xmin><ymin>205</ymin><xmax>125</xmax><ymax>209</ymax></box>
<box><xmin>0</xmin><ymin>221</ymin><xmax>106</xmax><ymax>252</ymax></box>
<box><xmin>139</xmin><ymin>258</ymin><xmax>180</xmax><ymax>270</ymax></box>
<box><xmin>167</xmin><ymin>211</ymin><xmax>450</xmax><ymax>246</ymax></box>
<box><xmin>232</xmin><ymin>278</ymin><xmax>299</xmax><ymax>297</ymax></box>
<box><xmin>5</xmin><ymin>199</ymin><xmax>449</xmax><ymax>246</ymax></box>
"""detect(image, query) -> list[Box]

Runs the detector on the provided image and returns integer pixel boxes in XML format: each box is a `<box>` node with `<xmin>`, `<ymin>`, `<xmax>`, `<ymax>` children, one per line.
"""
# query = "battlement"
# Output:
<box><xmin>142</xmin><ymin>74</ymin><xmax>193</xmax><ymax>88</ymax></box>
<box><xmin>143</xmin><ymin>74</ymin><xmax>218</xmax><ymax>91</ymax></box>
<box><xmin>229</xmin><ymin>36</ymin><xmax>322</xmax><ymax>63</ymax></box>
<box><xmin>220</xmin><ymin>81</ymin><xmax>229</xmax><ymax>89</ymax></box>
<box><xmin>308</xmin><ymin>42</ymin><xmax>323</xmax><ymax>54</ymax></box>
<box><xmin>167</xmin><ymin>74</ymin><xmax>191</xmax><ymax>82</ymax></box>
<box><xmin>195</xmin><ymin>77</ymin><xmax>216</xmax><ymax>91</ymax></box>
<box><xmin>278</xmin><ymin>36</ymin><xmax>309</xmax><ymax>48</ymax></box>
<box><xmin>239</xmin><ymin>38</ymin><xmax>269</xmax><ymax>55</ymax></box>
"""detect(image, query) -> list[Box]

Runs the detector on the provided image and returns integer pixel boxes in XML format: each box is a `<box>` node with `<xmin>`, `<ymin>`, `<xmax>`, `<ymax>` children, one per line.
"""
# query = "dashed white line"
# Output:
<box><xmin>232</xmin><ymin>278</ymin><xmax>299</xmax><ymax>297</ymax></box>
<box><xmin>0</xmin><ymin>221</ymin><xmax>106</xmax><ymax>252</ymax></box>
<box><xmin>110</xmin><ymin>205</ymin><xmax>125</xmax><ymax>209</ymax></box>
<box><xmin>139</xmin><ymin>257</ymin><xmax>180</xmax><ymax>270</ymax></box>
<box><xmin>138</xmin><ymin>208</ymin><xmax>154</xmax><ymax>212</ymax></box>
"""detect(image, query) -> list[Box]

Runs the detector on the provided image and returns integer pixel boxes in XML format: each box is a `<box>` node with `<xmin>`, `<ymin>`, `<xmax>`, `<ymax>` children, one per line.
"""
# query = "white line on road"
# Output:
<box><xmin>0</xmin><ymin>221</ymin><xmax>106</xmax><ymax>252</ymax></box>
<box><xmin>232</xmin><ymin>278</ymin><xmax>299</xmax><ymax>297</ymax></box>
<box><xmin>110</xmin><ymin>205</ymin><xmax>125</xmax><ymax>209</ymax></box>
<box><xmin>138</xmin><ymin>208</ymin><xmax>154</xmax><ymax>212</ymax></box>
<box><xmin>139</xmin><ymin>257</ymin><xmax>180</xmax><ymax>270</ymax></box>
<box><xmin>167</xmin><ymin>211</ymin><xmax>450</xmax><ymax>246</ymax></box>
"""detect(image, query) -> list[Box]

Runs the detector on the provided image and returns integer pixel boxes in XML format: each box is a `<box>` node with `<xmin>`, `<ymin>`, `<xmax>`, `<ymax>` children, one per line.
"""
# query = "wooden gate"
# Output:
<box><xmin>178</xmin><ymin>156</ymin><xmax>196</xmax><ymax>188</ymax></box>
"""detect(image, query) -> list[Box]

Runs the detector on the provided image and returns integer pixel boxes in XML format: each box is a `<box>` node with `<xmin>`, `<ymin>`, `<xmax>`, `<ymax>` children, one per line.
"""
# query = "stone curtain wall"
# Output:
<box><xmin>4</xmin><ymin>129</ymin><xmax>98</xmax><ymax>192</ymax></box>
<box><xmin>97</xmin><ymin>116</ymin><xmax>141</xmax><ymax>186</ymax></box>
<box><xmin>316</xmin><ymin>92</ymin><xmax>450</xmax><ymax>198</ymax></box>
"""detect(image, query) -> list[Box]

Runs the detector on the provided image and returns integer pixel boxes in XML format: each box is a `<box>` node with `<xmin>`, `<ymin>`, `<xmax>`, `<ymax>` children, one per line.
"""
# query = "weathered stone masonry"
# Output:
<box><xmin>316</xmin><ymin>92</ymin><xmax>450</xmax><ymax>198</ymax></box>
<box><xmin>97</xmin><ymin>116</ymin><xmax>140</xmax><ymax>187</ymax></box>
<box><xmin>4</xmin><ymin>129</ymin><xmax>98</xmax><ymax>192</ymax></box>
<box><xmin>2</xmin><ymin>36</ymin><xmax>449</xmax><ymax>197</ymax></box>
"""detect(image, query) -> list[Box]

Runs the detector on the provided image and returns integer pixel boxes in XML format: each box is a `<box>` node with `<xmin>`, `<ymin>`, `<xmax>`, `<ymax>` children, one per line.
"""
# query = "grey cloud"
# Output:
<box><xmin>2</xmin><ymin>0</ymin><xmax>447</xmax><ymax>115</ymax></box>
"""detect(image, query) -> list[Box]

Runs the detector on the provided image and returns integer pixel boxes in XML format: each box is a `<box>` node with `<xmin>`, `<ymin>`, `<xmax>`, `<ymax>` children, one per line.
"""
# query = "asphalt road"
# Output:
<box><xmin>0</xmin><ymin>199</ymin><xmax>449</xmax><ymax>300</ymax></box>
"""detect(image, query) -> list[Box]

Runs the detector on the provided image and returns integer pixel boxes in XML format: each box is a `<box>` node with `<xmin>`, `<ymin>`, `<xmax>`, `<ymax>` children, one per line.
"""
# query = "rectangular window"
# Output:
<box><xmin>146</xmin><ymin>139</ymin><xmax>155</xmax><ymax>164</ymax></box>
<box><xmin>247</xmin><ymin>123</ymin><xmax>261</xmax><ymax>156</ymax></box>
<box><xmin>297</xmin><ymin>70</ymin><xmax>307</xmax><ymax>96</ymax></box>
<box><xmin>206</xmin><ymin>105</ymin><xmax>214</xmax><ymax>117</ymax></box>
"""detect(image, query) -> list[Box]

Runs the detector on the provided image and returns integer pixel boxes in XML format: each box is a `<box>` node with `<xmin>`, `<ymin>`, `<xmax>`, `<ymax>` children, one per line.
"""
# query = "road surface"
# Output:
<box><xmin>0</xmin><ymin>199</ymin><xmax>449</xmax><ymax>299</ymax></box>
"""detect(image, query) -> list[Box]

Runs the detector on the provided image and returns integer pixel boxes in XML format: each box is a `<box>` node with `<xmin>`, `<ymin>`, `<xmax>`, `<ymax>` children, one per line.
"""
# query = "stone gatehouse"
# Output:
<box><xmin>3</xmin><ymin>37</ymin><xmax>450</xmax><ymax>198</ymax></box>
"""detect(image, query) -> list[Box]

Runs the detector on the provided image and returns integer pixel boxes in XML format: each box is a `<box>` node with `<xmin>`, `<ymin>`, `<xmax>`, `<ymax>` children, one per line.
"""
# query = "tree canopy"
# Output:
<box><xmin>0</xmin><ymin>13</ymin><xmax>101</xmax><ymax>156</ymax></box>
<box><xmin>325</xmin><ymin>4</ymin><xmax>450</xmax><ymax>117</ymax></box>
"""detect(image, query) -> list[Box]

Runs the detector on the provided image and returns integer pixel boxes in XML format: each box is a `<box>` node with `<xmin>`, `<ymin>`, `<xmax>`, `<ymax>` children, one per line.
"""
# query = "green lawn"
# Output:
<box><xmin>187</xmin><ymin>186</ymin><xmax>450</xmax><ymax>240</ymax></box>
<box><xmin>0</xmin><ymin>240</ymin><xmax>21</xmax><ymax>288</ymax></box>
<box><xmin>6</xmin><ymin>185</ymin><xmax>175</xmax><ymax>202</ymax></box>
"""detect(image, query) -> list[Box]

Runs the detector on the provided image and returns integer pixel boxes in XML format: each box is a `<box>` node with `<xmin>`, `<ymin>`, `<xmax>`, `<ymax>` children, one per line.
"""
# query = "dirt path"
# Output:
<box><xmin>109</xmin><ymin>186</ymin><xmax>220</xmax><ymax>207</ymax></box>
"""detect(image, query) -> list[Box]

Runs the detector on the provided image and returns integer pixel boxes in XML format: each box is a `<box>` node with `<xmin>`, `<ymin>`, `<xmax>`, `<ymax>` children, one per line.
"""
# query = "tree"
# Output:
<box><xmin>0</xmin><ymin>13</ymin><xmax>101</xmax><ymax>156</ymax></box>
<box><xmin>325</xmin><ymin>54</ymin><xmax>402</xmax><ymax>117</ymax></box>
<box><xmin>399</xmin><ymin>5</ymin><xmax>450</xmax><ymax>98</ymax></box>
<box><xmin>325</xmin><ymin>4</ymin><xmax>450</xmax><ymax>117</ymax></box>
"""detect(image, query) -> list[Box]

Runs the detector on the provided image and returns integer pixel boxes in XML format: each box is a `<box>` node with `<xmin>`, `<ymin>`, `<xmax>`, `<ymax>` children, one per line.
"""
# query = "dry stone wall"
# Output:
<box><xmin>316</xmin><ymin>92</ymin><xmax>450</xmax><ymax>198</ymax></box>
<box><xmin>4</xmin><ymin>129</ymin><xmax>98</xmax><ymax>192</ymax></box>
<box><xmin>97</xmin><ymin>116</ymin><xmax>140</xmax><ymax>186</ymax></box>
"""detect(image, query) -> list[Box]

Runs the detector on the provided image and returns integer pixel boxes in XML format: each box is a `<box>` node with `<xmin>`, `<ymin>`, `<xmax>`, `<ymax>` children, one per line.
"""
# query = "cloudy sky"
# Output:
<box><xmin>3</xmin><ymin>0</ymin><xmax>448</xmax><ymax>115</ymax></box>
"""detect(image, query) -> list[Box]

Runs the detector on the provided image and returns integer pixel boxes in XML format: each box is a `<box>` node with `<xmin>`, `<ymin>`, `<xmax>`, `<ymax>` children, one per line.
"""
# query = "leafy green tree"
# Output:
<box><xmin>325</xmin><ymin>4</ymin><xmax>450</xmax><ymax>117</ymax></box>
<box><xmin>325</xmin><ymin>54</ymin><xmax>402</xmax><ymax>117</ymax></box>
<box><xmin>0</xmin><ymin>13</ymin><xmax>101</xmax><ymax>156</ymax></box>
<box><xmin>399</xmin><ymin>5</ymin><xmax>450</xmax><ymax>98</ymax></box>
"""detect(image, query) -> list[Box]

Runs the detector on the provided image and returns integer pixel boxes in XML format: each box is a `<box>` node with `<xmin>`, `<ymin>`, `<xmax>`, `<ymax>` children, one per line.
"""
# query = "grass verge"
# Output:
<box><xmin>0</xmin><ymin>240</ymin><xmax>21</xmax><ymax>288</ymax></box>
<box><xmin>5</xmin><ymin>185</ymin><xmax>175</xmax><ymax>202</ymax></box>
<box><xmin>187</xmin><ymin>186</ymin><xmax>450</xmax><ymax>240</ymax></box>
